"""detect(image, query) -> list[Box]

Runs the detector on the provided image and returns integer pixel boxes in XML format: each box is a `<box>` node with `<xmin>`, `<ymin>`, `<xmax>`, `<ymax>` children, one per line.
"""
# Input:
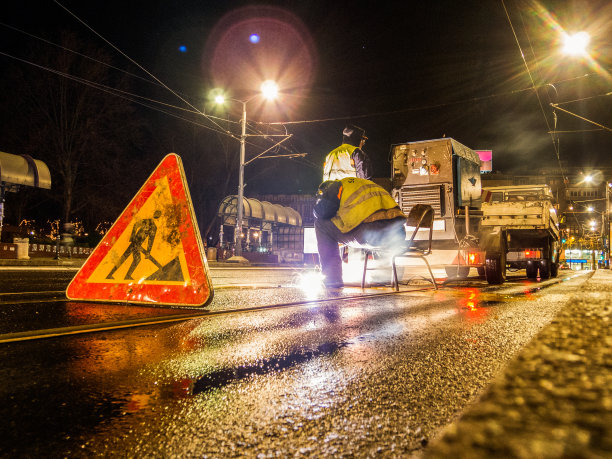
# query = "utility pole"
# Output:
<box><xmin>606</xmin><ymin>181</ymin><xmax>610</xmax><ymax>268</ymax></box>
<box><xmin>235</xmin><ymin>101</ymin><xmax>247</xmax><ymax>257</ymax></box>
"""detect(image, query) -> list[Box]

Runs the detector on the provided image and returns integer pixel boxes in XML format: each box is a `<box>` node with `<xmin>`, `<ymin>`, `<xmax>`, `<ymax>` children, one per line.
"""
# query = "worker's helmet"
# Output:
<box><xmin>342</xmin><ymin>125</ymin><xmax>367</xmax><ymax>147</ymax></box>
<box><xmin>317</xmin><ymin>180</ymin><xmax>341</xmax><ymax>196</ymax></box>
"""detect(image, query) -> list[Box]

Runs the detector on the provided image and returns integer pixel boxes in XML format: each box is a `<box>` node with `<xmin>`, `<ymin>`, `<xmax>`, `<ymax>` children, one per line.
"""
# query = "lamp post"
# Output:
<box><xmin>215</xmin><ymin>80</ymin><xmax>279</xmax><ymax>257</ymax></box>
<box><xmin>236</xmin><ymin>98</ymin><xmax>247</xmax><ymax>257</ymax></box>
<box><xmin>606</xmin><ymin>182</ymin><xmax>611</xmax><ymax>267</ymax></box>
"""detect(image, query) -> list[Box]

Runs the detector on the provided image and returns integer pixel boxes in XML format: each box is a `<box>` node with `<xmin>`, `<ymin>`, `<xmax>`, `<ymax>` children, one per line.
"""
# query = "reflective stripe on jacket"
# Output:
<box><xmin>323</xmin><ymin>144</ymin><xmax>358</xmax><ymax>181</ymax></box>
<box><xmin>331</xmin><ymin>177</ymin><xmax>400</xmax><ymax>233</ymax></box>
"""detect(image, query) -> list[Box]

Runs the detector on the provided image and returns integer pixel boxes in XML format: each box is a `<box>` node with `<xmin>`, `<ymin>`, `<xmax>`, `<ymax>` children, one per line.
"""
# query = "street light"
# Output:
<box><xmin>561</xmin><ymin>31</ymin><xmax>590</xmax><ymax>56</ymax></box>
<box><xmin>215</xmin><ymin>80</ymin><xmax>279</xmax><ymax>257</ymax></box>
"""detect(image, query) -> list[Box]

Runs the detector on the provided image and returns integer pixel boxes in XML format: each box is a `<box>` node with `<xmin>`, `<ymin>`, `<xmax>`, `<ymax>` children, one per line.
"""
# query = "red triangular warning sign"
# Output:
<box><xmin>67</xmin><ymin>154</ymin><xmax>213</xmax><ymax>307</ymax></box>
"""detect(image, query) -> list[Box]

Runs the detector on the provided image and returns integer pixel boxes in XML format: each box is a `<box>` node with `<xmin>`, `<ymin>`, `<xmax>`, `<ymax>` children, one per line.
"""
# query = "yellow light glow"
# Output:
<box><xmin>260</xmin><ymin>80</ymin><xmax>279</xmax><ymax>100</ymax></box>
<box><xmin>296</xmin><ymin>270</ymin><xmax>324</xmax><ymax>294</ymax></box>
<box><xmin>562</xmin><ymin>31</ymin><xmax>590</xmax><ymax>56</ymax></box>
<box><xmin>214</xmin><ymin>95</ymin><xmax>225</xmax><ymax>104</ymax></box>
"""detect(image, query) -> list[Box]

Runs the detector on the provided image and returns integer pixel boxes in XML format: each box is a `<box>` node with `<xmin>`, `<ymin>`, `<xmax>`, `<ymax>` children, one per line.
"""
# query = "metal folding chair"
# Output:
<box><xmin>361</xmin><ymin>204</ymin><xmax>437</xmax><ymax>290</ymax></box>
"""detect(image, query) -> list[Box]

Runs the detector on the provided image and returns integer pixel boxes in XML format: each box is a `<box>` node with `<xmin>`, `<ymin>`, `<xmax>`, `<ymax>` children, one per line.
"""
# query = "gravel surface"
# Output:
<box><xmin>57</xmin><ymin>275</ymin><xmax>587</xmax><ymax>457</ymax></box>
<box><xmin>2</xmin><ymin>271</ymin><xmax>600</xmax><ymax>457</ymax></box>
<box><xmin>425</xmin><ymin>269</ymin><xmax>612</xmax><ymax>458</ymax></box>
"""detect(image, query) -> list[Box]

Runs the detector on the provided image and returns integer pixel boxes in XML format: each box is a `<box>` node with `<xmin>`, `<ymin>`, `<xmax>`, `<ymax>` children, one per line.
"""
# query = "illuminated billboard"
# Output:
<box><xmin>476</xmin><ymin>150</ymin><xmax>492</xmax><ymax>173</ymax></box>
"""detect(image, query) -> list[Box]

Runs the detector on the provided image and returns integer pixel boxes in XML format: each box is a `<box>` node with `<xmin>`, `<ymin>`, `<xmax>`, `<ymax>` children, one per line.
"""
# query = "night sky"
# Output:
<box><xmin>1</xmin><ymin>0</ymin><xmax>610</xmax><ymax>197</ymax></box>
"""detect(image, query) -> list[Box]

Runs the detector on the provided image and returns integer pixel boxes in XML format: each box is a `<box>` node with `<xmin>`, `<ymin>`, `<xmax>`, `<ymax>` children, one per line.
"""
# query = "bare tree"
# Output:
<box><xmin>1</xmin><ymin>31</ymin><xmax>148</xmax><ymax>227</ymax></box>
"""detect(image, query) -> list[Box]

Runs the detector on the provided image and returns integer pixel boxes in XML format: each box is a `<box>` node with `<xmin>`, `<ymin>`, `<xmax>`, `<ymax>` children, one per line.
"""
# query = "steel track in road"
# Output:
<box><xmin>0</xmin><ymin>273</ymin><xmax>585</xmax><ymax>345</ymax></box>
<box><xmin>0</xmin><ymin>288</ymin><xmax>432</xmax><ymax>344</ymax></box>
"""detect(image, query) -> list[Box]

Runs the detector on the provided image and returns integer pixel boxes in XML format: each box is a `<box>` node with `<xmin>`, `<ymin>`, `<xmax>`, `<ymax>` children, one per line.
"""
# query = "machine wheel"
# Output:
<box><xmin>539</xmin><ymin>259</ymin><xmax>551</xmax><ymax>279</ymax></box>
<box><xmin>477</xmin><ymin>266</ymin><xmax>485</xmax><ymax>278</ymax></box>
<box><xmin>550</xmin><ymin>239</ymin><xmax>559</xmax><ymax>278</ymax></box>
<box><xmin>445</xmin><ymin>265</ymin><xmax>470</xmax><ymax>279</ymax></box>
<box><xmin>526</xmin><ymin>261</ymin><xmax>538</xmax><ymax>279</ymax></box>
<box><xmin>485</xmin><ymin>251</ymin><xmax>506</xmax><ymax>285</ymax></box>
<box><xmin>539</xmin><ymin>237</ymin><xmax>554</xmax><ymax>280</ymax></box>
<box><xmin>550</xmin><ymin>261</ymin><xmax>559</xmax><ymax>278</ymax></box>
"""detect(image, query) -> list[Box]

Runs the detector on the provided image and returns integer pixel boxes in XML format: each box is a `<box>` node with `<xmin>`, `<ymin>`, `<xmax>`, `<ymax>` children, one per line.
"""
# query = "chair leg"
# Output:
<box><xmin>392</xmin><ymin>256</ymin><xmax>399</xmax><ymax>291</ymax></box>
<box><xmin>422</xmin><ymin>257</ymin><xmax>438</xmax><ymax>290</ymax></box>
<box><xmin>362</xmin><ymin>250</ymin><xmax>370</xmax><ymax>289</ymax></box>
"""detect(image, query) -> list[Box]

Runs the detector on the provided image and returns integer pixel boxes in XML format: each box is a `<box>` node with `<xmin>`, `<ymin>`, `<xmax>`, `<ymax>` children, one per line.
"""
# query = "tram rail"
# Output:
<box><xmin>0</xmin><ymin>288</ymin><xmax>433</xmax><ymax>344</ymax></box>
<box><xmin>0</xmin><ymin>273</ymin><xmax>578</xmax><ymax>345</ymax></box>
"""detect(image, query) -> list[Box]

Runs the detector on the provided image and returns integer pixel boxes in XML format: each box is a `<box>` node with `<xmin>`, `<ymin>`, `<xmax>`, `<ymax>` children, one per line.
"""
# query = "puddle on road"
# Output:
<box><xmin>189</xmin><ymin>341</ymin><xmax>349</xmax><ymax>395</ymax></box>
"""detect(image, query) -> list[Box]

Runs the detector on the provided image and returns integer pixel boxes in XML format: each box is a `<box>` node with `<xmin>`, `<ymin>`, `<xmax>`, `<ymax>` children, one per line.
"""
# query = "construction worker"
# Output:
<box><xmin>323</xmin><ymin>125</ymin><xmax>372</xmax><ymax>181</ymax></box>
<box><xmin>313</xmin><ymin>177</ymin><xmax>406</xmax><ymax>288</ymax></box>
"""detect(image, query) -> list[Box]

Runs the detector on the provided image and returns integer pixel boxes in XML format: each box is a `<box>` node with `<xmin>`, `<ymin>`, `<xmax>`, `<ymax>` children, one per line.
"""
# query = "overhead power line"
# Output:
<box><xmin>265</xmin><ymin>74</ymin><xmax>593</xmax><ymax>126</ymax></box>
<box><xmin>53</xmin><ymin>0</ymin><xmax>233</xmax><ymax>137</ymax></box>
<box><xmin>0</xmin><ymin>21</ymin><xmax>158</xmax><ymax>87</ymax></box>
<box><xmin>550</xmin><ymin>104</ymin><xmax>612</xmax><ymax>132</ymax></box>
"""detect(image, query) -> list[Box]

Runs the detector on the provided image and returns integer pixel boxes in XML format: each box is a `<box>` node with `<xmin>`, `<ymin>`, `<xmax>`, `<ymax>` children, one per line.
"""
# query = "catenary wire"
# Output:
<box><xmin>53</xmin><ymin>0</ymin><xmax>235</xmax><ymax>137</ymax></box>
<box><xmin>0</xmin><ymin>21</ymin><xmax>160</xmax><ymax>87</ymax></box>
<box><xmin>503</xmin><ymin>0</ymin><xmax>587</xmax><ymax>237</ymax></box>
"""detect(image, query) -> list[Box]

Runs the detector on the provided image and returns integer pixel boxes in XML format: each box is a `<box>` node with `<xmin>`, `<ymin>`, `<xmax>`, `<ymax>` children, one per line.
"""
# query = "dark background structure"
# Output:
<box><xmin>0</xmin><ymin>0</ymin><xmax>609</xmax><ymax>242</ymax></box>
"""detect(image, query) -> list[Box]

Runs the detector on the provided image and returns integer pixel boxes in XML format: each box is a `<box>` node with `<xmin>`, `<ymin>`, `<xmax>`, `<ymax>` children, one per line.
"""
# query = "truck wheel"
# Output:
<box><xmin>539</xmin><ymin>237</ymin><xmax>555</xmax><ymax>280</ymax></box>
<box><xmin>485</xmin><ymin>252</ymin><xmax>506</xmax><ymax>285</ymax></box>
<box><xmin>477</xmin><ymin>267</ymin><xmax>485</xmax><ymax>278</ymax></box>
<box><xmin>526</xmin><ymin>261</ymin><xmax>538</xmax><ymax>279</ymax></box>
<box><xmin>539</xmin><ymin>260</ymin><xmax>551</xmax><ymax>279</ymax></box>
<box><xmin>445</xmin><ymin>266</ymin><xmax>470</xmax><ymax>279</ymax></box>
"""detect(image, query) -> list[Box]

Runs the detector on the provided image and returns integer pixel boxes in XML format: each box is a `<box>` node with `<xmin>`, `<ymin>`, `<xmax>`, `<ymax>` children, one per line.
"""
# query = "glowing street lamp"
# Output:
<box><xmin>215</xmin><ymin>80</ymin><xmax>279</xmax><ymax>256</ymax></box>
<box><xmin>561</xmin><ymin>31</ymin><xmax>590</xmax><ymax>56</ymax></box>
<box><xmin>260</xmin><ymin>80</ymin><xmax>279</xmax><ymax>100</ymax></box>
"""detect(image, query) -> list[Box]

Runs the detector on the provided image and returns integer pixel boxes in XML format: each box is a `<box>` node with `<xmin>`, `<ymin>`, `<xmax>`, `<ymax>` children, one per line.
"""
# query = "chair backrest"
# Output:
<box><xmin>406</xmin><ymin>204</ymin><xmax>435</xmax><ymax>253</ymax></box>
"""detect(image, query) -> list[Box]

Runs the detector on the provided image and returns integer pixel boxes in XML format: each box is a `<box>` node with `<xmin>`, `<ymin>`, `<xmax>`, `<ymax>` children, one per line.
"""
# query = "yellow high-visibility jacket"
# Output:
<box><xmin>332</xmin><ymin>177</ymin><xmax>400</xmax><ymax>233</ymax></box>
<box><xmin>323</xmin><ymin>144</ymin><xmax>357</xmax><ymax>181</ymax></box>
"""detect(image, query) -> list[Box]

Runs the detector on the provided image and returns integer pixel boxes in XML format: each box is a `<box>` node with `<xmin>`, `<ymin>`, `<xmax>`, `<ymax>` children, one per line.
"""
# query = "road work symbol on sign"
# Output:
<box><xmin>66</xmin><ymin>154</ymin><xmax>213</xmax><ymax>307</ymax></box>
<box><xmin>105</xmin><ymin>210</ymin><xmax>163</xmax><ymax>281</ymax></box>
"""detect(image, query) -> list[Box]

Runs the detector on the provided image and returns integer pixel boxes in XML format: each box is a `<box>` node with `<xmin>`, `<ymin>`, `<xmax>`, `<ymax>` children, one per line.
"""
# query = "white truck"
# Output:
<box><xmin>479</xmin><ymin>184</ymin><xmax>560</xmax><ymax>283</ymax></box>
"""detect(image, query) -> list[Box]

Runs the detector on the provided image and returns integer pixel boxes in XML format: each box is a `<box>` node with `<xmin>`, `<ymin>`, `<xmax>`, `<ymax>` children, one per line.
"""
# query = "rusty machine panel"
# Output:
<box><xmin>390</xmin><ymin>138</ymin><xmax>481</xmax><ymax>212</ymax></box>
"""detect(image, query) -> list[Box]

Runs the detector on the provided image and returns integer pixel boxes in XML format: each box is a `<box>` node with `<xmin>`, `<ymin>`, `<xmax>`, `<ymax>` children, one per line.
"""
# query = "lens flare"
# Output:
<box><xmin>203</xmin><ymin>5</ymin><xmax>317</xmax><ymax>117</ymax></box>
<box><xmin>528</xmin><ymin>1</ymin><xmax>611</xmax><ymax>82</ymax></box>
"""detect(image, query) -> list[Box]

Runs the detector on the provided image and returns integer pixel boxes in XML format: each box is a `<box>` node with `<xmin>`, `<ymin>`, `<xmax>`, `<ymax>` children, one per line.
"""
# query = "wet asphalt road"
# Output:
<box><xmin>0</xmin><ymin>268</ymin><xmax>590</xmax><ymax>457</ymax></box>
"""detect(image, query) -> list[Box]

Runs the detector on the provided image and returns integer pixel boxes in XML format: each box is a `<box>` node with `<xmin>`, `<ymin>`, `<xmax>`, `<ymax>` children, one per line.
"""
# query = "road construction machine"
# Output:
<box><xmin>390</xmin><ymin>138</ymin><xmax>559</xmax><ymax>284</ymax></box>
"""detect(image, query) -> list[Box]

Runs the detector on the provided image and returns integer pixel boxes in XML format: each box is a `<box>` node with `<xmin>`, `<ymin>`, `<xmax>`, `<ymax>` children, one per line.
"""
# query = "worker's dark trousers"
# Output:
<box><xmin>314</xmin><ymin>217</ymin><xmax>406</xmax><ymax>285</ymax></box>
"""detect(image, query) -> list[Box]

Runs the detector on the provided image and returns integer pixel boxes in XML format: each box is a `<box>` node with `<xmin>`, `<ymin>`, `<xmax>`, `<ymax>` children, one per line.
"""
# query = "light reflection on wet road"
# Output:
<box><xmin>0</xmin><ymin>272</ymin><xmax>589</xmax><ymax>456</ymax></box>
